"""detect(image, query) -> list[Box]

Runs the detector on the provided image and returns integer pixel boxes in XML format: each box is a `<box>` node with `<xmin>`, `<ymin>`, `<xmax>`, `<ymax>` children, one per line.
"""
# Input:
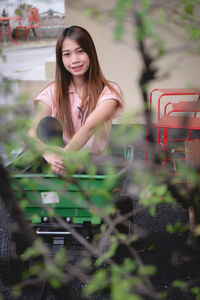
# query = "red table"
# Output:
<box><xmin>0</xmin><ymin>16</ymin><xmax>22</xmax><ymax>45</ymax></box>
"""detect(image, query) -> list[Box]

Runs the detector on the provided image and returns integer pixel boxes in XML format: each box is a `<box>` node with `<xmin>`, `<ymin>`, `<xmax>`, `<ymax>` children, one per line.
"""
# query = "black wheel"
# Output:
<box><xmin>0</xmin><ymin>208</ymin><xmax>28</xmax><ymax>286</ymax></box>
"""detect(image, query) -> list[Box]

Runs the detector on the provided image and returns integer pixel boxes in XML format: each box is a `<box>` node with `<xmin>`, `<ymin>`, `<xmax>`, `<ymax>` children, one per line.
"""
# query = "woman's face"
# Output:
<box><xmin>62</xmin><ymin>37</ymin><xmax>90</xmax><ymax>78</ymax></box>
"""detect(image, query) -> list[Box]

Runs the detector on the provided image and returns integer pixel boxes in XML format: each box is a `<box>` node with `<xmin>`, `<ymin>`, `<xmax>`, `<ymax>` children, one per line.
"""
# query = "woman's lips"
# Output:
<box><xmin>71</xmin><ymin>65</ymin><xmax>83</xmax><ymax>72</ymax></box>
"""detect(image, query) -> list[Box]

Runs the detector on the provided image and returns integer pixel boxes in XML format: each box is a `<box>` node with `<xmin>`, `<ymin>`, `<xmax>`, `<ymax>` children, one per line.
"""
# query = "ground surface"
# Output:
<box><xmin>0</xmin><ymin>41</ymin><xmax>55</xmax><ymax>81</ymax></box>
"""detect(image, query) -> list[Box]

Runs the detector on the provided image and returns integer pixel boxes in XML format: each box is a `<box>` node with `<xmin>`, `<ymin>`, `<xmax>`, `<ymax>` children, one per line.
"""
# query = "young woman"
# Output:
<box><xmin>29</xmin><ymin>26</ymin><xmax>124</xmax><ymax>175</ymax></box>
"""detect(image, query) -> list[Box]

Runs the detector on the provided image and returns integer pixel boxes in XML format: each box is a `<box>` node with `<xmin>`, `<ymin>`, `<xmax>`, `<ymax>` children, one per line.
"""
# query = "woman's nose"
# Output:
<box><xmin>71</xmin><ymin>53</ymin><xmax>79</xmax><ymax>63</ymax></box>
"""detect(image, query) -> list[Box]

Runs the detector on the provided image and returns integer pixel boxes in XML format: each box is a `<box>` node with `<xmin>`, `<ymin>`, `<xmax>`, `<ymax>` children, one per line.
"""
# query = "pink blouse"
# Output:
<box><xmin>34</xmin><ymin>81</ymin><xmax>124</xmax><ymax>154</ymax></box>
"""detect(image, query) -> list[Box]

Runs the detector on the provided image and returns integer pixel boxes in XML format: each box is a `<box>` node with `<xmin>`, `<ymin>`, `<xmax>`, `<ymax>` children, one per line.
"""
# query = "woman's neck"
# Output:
<box><xmin>72</xmin><ymin>76</ymin><xmax>86</xmax><ymax>90</ymax></box>
<box><xmin>72</xmin><ymin>76</ymin><xmax>87</xmax><ymax>99</ymax></box>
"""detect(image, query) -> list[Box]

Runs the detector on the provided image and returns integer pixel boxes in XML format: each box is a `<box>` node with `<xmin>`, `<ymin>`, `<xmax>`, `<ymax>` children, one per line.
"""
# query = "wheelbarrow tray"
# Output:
<box><xmin>11</xmin><ymin>170</ymin><xmax>127</xmax><ymax>225</ymax></box>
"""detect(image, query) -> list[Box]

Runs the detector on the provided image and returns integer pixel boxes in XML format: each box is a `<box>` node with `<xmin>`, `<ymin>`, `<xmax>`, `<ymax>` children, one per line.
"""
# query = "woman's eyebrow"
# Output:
<box><xmin>62</xmin><ymin>47</ymin><xmax>82</xmax><ymax>53</ymax></box>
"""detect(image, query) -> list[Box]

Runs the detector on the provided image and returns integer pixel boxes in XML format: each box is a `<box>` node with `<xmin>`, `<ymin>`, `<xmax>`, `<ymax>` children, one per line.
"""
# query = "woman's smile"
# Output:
<box><xmin>71</xmin><ymin>65</ymin><xmax>84</xmax><ymax>72</ymax></box>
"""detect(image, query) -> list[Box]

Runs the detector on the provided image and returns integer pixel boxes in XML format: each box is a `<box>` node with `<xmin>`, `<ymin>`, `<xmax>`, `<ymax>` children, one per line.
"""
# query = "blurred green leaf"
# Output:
<box><xmin>96</xmin><ymin>240</ymin><xmax>117</xmax><ymax>266</ymax></box>
<box><xmin>141</xmin><ymin>0</ymin><xmax>150</xmax><ymax>8</ymax></box>
<box><xmin>186</xmin><ymin>24</ymin><xmax>200</xmax><ymax>41</ymax></box>
<box><xmin>114</xmin><ymin>23</ymin><xmax>125</xmax><ymax>41</ymax></box>
<box><xmin>123</xmin><ymin>258</ymin><xmax>137</xmax><ymax>273</ymax></box>
<box><xmin>55</xmin><ymin>247</ymin><xmax>67</xmax><ymax>267</ymax></box>
<box><xmin>22</xmin><ymin>238</ymin><xmax>47</xmax><ymax>260</ymax></box>
<box><xmin>138</xmin><ymin>265</ymin><xmax>157</xmax><ymax>276</ymax></box>
<box><xmin>191</xmin><ymin>286</ymin><xmax>200</xmax><ymax>299</ymax></box>
<box><xmin>85</xmin><ymin>269</ymin><xmax>108</xmax><ymax>295</ymax></box>
<box><xmin>172</xmin><ymin>279</ymin><xmax>188</xmax><ymax>292</ymax></box>
<box><xmin>11</xmin><ymin>287</ymin><xmax>22</xmax><ymax>298</ymax></box>
<box><xmin>158</xmin><ymin>291</ymin><xmax>168</xmax><ymax>299</ymax></box>
<box><xmin>49</xmin><ymin>278</ymin><xmax>61</xmax><ymax>289</ymax></box>
<box><xmin>166</xmin><ymin>221</ymin><xmax>189</xmax><ymax>234</ymax></box>
<box><xmin>22</xmin><ymin>262</ymin><xmax>41</xmax><ymax>279</ymax></box>
<box><xmin>185</xmin><ymin>2</ymin><xmax>194</xmax><ymax>15</ymax></box>
<box><xmin>84</xmin><ymin>6</ymin><xmax>101</xmax><ymax>20</ymax></box>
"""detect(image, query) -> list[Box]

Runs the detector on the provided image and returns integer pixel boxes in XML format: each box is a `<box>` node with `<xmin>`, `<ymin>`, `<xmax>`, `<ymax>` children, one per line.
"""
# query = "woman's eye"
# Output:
<box><xmin>78</xmin><ymin>49</ymin><xmax>84</xmax><ymax>54</ymax></box>
<box><xmin>64</xmin><ymin>53</ymin><xmax>70</xmax><ymax>57</ymax></box>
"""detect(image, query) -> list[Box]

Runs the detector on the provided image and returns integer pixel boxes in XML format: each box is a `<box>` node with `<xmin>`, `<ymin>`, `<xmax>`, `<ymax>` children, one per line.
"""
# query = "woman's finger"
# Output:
<box><xmin>51</xmin><ymin>164</ymin><xmax>65</xmax><ymax>175</ymax></box>
<box><xmin>57</xmin><ymin>160</ymin><xmax>65</xmax><ymax>168</ymax></box>
<box><xmin>54</xmin><ymin>161</ymin><xmax>65</xmax><ymax>169</ymax></box>
<box><xmin>54</xmin><ymin>156</ymin><xmax>65</xmax><ymax>167</ymax></box>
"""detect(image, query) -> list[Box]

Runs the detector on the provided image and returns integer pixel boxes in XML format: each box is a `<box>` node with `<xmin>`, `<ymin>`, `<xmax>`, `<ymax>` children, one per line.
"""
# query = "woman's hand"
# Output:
<box><xmin>43</xmin><ymin>150</ymin><xmax>66</xmax><ymax>175</ymax></box>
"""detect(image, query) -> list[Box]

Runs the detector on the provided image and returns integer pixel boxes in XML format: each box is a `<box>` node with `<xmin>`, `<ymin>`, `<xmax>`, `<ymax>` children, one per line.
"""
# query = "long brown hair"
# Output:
<box><xmin>55</xmin><ymin>25</ymin><xmax>123</xmax><ymax>138</ymax></box>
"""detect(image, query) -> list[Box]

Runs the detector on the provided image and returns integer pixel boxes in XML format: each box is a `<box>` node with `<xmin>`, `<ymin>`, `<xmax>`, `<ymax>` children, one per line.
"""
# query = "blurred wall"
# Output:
<box><xmin>65</xmin><ymin>0</ymin><xmax>200</xmax><ymax>124</ymax></box>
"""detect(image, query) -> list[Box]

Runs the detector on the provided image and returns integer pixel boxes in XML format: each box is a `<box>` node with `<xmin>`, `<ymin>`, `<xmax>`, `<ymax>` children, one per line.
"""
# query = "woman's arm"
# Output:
<box><xmin>64</xmin><ymin>99</ymin><xmax>118</xmax><ymax>152</ymax></box>
<box><xmin>28</xmin><ymin>101</ymin><xmax>52</xmax><ymax>151</ymax></box>
<box><xmin>28</xmin><ymin>101</ymin><xmax>65</xmax><ymax>174</ymax></box>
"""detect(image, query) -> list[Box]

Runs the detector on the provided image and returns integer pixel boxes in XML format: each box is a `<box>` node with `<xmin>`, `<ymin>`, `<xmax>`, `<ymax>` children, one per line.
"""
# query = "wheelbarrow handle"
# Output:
<box><xmin>36</xmin><ymin>228</ymin><xmax>71</xmax><ymax>235</ymax></box>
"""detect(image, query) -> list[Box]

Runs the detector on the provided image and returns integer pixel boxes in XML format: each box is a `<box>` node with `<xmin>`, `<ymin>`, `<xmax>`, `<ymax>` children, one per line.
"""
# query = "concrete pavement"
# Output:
<box><xmin>0</xmin><ymin>39</ymin><xmax>56</xmax><ymax>81</ymax></box>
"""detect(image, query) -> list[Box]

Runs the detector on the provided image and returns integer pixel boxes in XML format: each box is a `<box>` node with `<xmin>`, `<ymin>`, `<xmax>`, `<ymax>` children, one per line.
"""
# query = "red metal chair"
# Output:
<box><xmin>145</xmin><ymin>89</ymin><xmax>200</xmax><ymax>174</ymax></box>
<box><xmin>15</xmin><ymin>7</ymin><xmax>41</xmax><ymax>42</ymax></box>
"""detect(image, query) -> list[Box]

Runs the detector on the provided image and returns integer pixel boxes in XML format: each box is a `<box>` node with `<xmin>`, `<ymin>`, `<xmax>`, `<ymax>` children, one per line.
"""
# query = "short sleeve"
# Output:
<box><xmin>97</xmin><ymin>82</ymin><xmax>124</xmax><ymax>119</ymax></box>
<box><xmin>33</xmin><ymin>82</ymin><xmax>56</xmax><ymax>116</ymax></box>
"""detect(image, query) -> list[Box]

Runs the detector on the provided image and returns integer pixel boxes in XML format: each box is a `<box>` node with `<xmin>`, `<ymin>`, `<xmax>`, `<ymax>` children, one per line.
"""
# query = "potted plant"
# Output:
<box><xmin>13</xmin><ymin>3</ymin><xmax>32</xmax><ymax>40</ymax></box>
<box><xmin>14</xmin><ymin>3</ymin><xmax>31</xmax><ymax>18</ymax></box>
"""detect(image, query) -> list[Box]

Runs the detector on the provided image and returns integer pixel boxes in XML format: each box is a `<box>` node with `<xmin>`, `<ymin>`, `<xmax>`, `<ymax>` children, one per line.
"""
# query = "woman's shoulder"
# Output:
<box><xmin>40</xmin><ymin>81</ymin><xmax>55</xmax><ymax>94</ymax></box>
<box><xmin>108</xmin><ymin>80</ymin><xmax>120</xmax><ymax>87</ymax></box>
<box><xmin>97</xmin><ymin>80</ymin><xmax>123</xmax><ymax>106</ymax></box>
<box><xmin>105</xmin><ymin>81</ymin><xmax>122</xmax><ymax>92</ymax></box>
<box><xmin>101</xmin><ymin>80</ymin><xmax>123</xmax><ymax>98</ymax></box>
<box><xmin>35</xmin><ymin>81</ymin><xmax>55</xmax><ymax>99</ymax></box>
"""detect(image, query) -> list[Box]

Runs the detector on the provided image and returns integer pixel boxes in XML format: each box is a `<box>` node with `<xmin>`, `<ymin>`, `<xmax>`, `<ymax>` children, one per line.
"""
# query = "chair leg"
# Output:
<box><xmin>188</xmin><ymin>129</ymin><xmax>194</xmax><ymax>141</ymax></box>
<box><xmin>163</xmin><ymin>128</ymin><xmax>168</xmax><ymax>168</ymax></box>
<box><xmin>157</xmin><ymin>128</ymin><xmax>161</xmax><ymax>151</ymax></box>
<box><xmin>31</xmin><ymin>28</ymin><xmax>37</xmax><ymax>38</ymax></box>
<box><xmin>8</xmin><ymin>27</ymin><xmax>18</xmax><ymax>45</ymax></box>
<box><xmin>37</xmin><ymin>27</ymin><xmax>42</xmax><ymax>39</ymax></box>
<box><xmin>26</xmin><ymin>28</ymin><xmax>30</xmax><ymax>42</ymax></box>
